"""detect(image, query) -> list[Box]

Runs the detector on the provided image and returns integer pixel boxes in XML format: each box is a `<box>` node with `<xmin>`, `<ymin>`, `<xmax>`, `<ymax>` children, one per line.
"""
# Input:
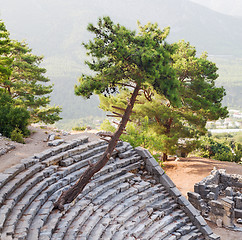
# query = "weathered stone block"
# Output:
<box><xmin>146</xmin><ymin>157</ymin><xmax>159</xmax><ymax>167</ymax></box>
<box><xmin>199</xmin><ymin>224</ymin><xmax>213</xmax><ymax>236</ymax></box>
<box><xmin>196</xmin><ymin>183</ymin><xmax>207</xmax><ymax>196</ymax></box>
<box><xmin>169</xmin><ymin>187</ymin><xmax>181</xmax><ymax>198</ymax></box>
<box><xmin>207</xmin><ymin>192</ymin><xmax>216</xmax><ymax>200</ymax></box>
<box><xmin>235</xmin><ymin>196</ymin><xmax>242</xmax><ymax>209</ymax></box>
<box><xmin>158</xmin><ymin>173</ymin><xmax>175</xmax><ymax>188</ymax></box>
<box><xmin>208</xmin><ymin>184</ymin><xmax>219</xmax><ymax>200</ymax></box>
<box><xmin>207</xmin><ymin>233</ymin><xmax>221</xmax><ymax>240</ymax></box>
<box><xmin>187</xmin><ymin>192</ymin><xmax>201</xmax><ymax>200</ymax></box>
<box><xmin>225</xmin><ymin>187</ymin><xmax>233</xmax><ymax>197</ymax></box>
<box><xmin>47</xmin><ymin>139</ymin><xmax>64</xmax><ymax>146</ymax></box>
<box><xmin>183</xmin><ymin>203</ymin><xmax>200</xmax><ymax>220</ymax></box>
<box><xmin>194</xmin><ymin>183</ymin><xmax>199</xmax><ymax>193</ymax></box>
<box><xmin>21</xmin><ymin>157</ymin><xmax>39</xmax><ymax>169</ymax></box>
<box><xmin>51</xmin><ymin>145</ymin><xmax>63</xmax><ymax>155</ymax></box>
<box><xmin>222</xmin><ymin>214</ymin><xmax>235</xmax><ymax>228</ymax></box>
<box><xmin>87</xmin><ymin>140</ymin><xmax>104</xmax><ymax>149</ymax></box>
<box><xmin>209</xmin><ymin>200</ymin><xmax>224</xmax><ymax>216</ymax></box>
<box><xmin>0</xmin><ymin>173</ymin><xmax>11</xmax><ymax>189</ymax></box>
<box><xmin>34</xmin><ymin>149</ymin><xmax>53</xmax><ymax>161</ymax></box>
<box><xmin>153</xmin><ymin>165</ymin><xmax>165</xmax><ymax>177</ymax></box>
<box><xmin>194</xmin><ymin>215</ymin><xmax>207</xmax><ymax>226</ymax></box>
<box><xmin>216</xmin><ymin>218</ymin><xmax>223</xmax><ymax>227</ymax></box>
<box><xmin>135</xmin><ymin>147</ymin><xmax>153</xmax><ymax>160</ymax></box>
<box><xmin>59</xmin><ymin>158</ymin><xmax>74</xmax><ymax>167</ymax></box>
<box><xmin>234</xmin><ymin>208</ymin><xmax>242</xmax><ymax>218</ymax></box>
<box><xmin>177</xmin><ymin>195</ymin><xmax>190</xmax><ymax>206</ymax></box>
<box><xmin>221</xmin><ymin>197</ymin><xmax>234</xmax><ymax>210</ymax></box>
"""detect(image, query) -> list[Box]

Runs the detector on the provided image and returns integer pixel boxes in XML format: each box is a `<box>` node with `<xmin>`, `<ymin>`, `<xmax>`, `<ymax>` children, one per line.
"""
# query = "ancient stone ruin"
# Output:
<box><xmin>0</xmin><ymin>136</ymin><xmax>219</xmax><ymax>239</ymax></box>
<box><xmin>188</xmin><ymin>168</ymin><xmax>242</xmax><ymax>231</ymax></box>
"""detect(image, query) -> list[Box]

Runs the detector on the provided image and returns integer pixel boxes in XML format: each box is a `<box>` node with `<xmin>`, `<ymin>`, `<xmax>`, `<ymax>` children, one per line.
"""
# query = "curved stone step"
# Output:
<box><xmin>0</xmin><ymin>138</ymin><xmax>94</xmax><ymax>239</ymax></box>
<box><xmin>70</xmin><ymin>184</ymin><xmax>156</xmax><ymax>240</ymax></box>
<box><xmin>179</xmin><ymin>228</ymin><xmax>205</xmax><ymax>240</ymax></box>
<box><xmin>64</xmin><ymin>186</ymin><xmax>138</xmax><ymax>240</ymax></box>
<box><xmin>36</xmin><ymin>151</ymin><xmax>138</xmax><ymax>239</ymax></box>
<box><xmin>0</xmin><ymin>138</ymin><xmax>215</xmax><ymax>240</ymax></box>
<box><xmin>25</xmin><ymin>142</ymin><xmax>129</xmax><ymax>238</ymax></box>
<box><xmin>50</xmin><ymin>174</ymin><xmax>135</xmax><ymax>240</ymax></box>
<box><xmin>0</xmin><ymin>137</ymin><xmax>89</xmax><ymax>214</ymax></box>
<box><xmin>98</xmin><ymin>191</ymin><xmax>173</xmax><ymax>239</ymax></box>
<box><xmin>150</xmin><ymin>216</ymin><xmax>190</xmax><ymax>239</ymax></box>
<box><xmin>0</xmin><ymin>164</ymin><xmax>46</xmax><ymax>233</ymax></box>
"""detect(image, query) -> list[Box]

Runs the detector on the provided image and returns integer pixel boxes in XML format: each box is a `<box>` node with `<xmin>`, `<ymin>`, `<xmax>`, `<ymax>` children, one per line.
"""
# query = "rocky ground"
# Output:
<box><xmin>163</xmin><ymin>157</ymin><xmax>242</xmax><ymax>239</ymax></box>
<box><xmin>0</xmin><ymin>125</ymin><xmax>242</xmax><ymax>239</ymax></box>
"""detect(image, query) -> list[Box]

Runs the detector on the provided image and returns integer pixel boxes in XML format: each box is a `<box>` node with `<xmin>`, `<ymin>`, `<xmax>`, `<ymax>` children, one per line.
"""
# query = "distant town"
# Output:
<box><xmin>207</xmin><ymin>109</ymin><xmax>242</xmax><ymax>133</ymax></box>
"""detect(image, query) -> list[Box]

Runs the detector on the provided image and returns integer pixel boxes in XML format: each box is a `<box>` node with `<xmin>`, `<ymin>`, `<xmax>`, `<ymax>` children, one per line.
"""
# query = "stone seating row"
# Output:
<box><xmin>0</xmin><ymin>138</ymin><xmax>140</xmax><ymax>239</ymax></box>
<box><xmin>0</xmin><ymin>136</ymin><xmax>218</xmax><ymax>239</ymax></box>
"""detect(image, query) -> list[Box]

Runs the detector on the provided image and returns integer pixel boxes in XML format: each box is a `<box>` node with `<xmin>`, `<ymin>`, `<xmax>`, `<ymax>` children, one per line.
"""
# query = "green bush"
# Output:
<box><xmin>0</xmin><ymin>91</ymin><xmax>30</xmax><ymax>138</ymax></box>
<box><xmin>200</xmin><ymin>136</ymin><xmax>242</xmax><ymax>162</ymax></box>
<box><xmin>72</xmin><ymin>126</ymin><xmax>87</xmax><ymax>131</ymax></box>
<box><xmin>99</xmin><ymin>119</ymin><xmax>116</xmax><ymax>133</ymax></box>
<box><xmin>10</xmin><ymin>128</ymin><xmax>25</xmax><ymax>143</ymax></box>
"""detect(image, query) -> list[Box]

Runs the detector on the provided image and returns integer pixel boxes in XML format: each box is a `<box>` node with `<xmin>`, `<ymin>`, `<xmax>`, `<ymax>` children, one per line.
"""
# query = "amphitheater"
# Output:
<box><xmin>0</xmin><ymin>135</ymin><xmax>219</xmax><ymax>240</ymax></box>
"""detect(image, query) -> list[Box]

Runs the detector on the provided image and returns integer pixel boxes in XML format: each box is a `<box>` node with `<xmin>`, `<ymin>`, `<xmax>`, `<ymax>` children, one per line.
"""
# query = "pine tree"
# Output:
<box><xmin>54</xmin><ymin>17</ymin><xmax>180</xmax><ymax>210</ymax></box>
<box><xmin>99</xmin><ymin>41</ymin><xmax>228</xmax><ymax>161</ymax></box>
<box><xmin>0</xmin><ymin>21</ymin><xmax>12</xmax><ymax>84</ymax></box>
<box><xmin>0</xmin><ymin>20</ymin><xmax>61</xmax><ymax>126</ymax></box>
<box><xmin>7</xmin><ymin>40</ymin><xmax>61</xmax><ymax>123</ymax></box>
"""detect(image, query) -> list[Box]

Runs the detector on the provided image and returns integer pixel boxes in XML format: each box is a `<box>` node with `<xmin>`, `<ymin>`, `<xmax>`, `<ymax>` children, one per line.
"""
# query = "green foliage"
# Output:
<box><xmin>172</xmin><ymin>41</ymin><xmax>228</xmax><ymax>121</ymax></box>
<box><xmin>0</xmin><ymin>21</ymin><xmax>12</xmax><ymax>82</ymax></box>
<box><xmin>98</xmin><ymin>40</ymin><xmax>228</xmax><ymax>159</ymax></box>
<box><xmin>200</xmin><ymin>136</ymin><xmax>242</xmax><ymax>162</ymax></box>
<box><xmin>211</xmin><ymin>131</ymin><xmax>242</xmax><ymax>145</ymax></box>
<box><xmin>234</xmin><ymin>132</ymin><xmax>242</xmax><ymax>144</ymax></box>
<box><xmin>10</xmin><ymin>128</ymin><xmax>25</xmax><ymax>144</ymax></box>
<box><xmin>99</xmin><ymin>119</ymin><xmax>116</xmax><ymax>133</ymax></box>
<box><xmin>99</xmin><ymin>118</ymin><xmax>165</xmax><ymax>164</ymax></box>
<box><xmin>75</xmin><ymin>16</ymin><xmax>180</xmax><ymax>106</ymax></box>
<box><xmin>120</xmin><ymin>117</ymin><xmax>155</xmax><ymax>149</ymax></box>
<box><xmin>72</xmin><ymin>126</ymin><xmax>86</xmax><ymax>131</ymax></box>
<box><xmin>232</xmin><ymin>142</ymin><xmax>242</xmax><ymax>162</ymax></box>
<box><xmin>0</xmin><ymin>20</ymin><xmax>62</xmax><ymax>125</ymax></box>
<box><xmin>0</xmin><ymin>90</ymin><xmax>30</xmax><ymax>138</ymax></box>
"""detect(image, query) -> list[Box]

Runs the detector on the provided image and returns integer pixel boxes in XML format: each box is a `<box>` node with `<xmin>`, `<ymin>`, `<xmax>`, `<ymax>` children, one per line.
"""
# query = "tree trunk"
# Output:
<box><xmin>162</xmin><ymin>152</ymin><xmax>168</xmax><ymax>161</ymax></box>
<box><xmin>54</xmin><ymin>84</ymin><xmax>140</xmax><ymax>211</ymax></box>
<box><xmin>162</xmin><ymin>118</ymin><xmax>173</xmax><ymax>162</ymax></box>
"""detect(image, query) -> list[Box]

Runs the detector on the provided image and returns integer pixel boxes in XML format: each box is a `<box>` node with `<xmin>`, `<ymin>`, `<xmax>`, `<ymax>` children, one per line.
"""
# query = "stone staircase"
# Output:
<box><xmin>0</xmin><ymin>136</ymin><xmax>219</xmax><ymax>240</ymax></box>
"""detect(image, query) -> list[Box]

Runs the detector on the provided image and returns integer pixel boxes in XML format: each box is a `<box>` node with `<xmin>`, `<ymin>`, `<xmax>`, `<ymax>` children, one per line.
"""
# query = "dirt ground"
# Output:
<box><xmin>0</xmin><ymin>125</ymin><xmax>99</xmax><ymax>172</ymax></box>
<box><xmin>1</xmin><ymin>126</ymin><xmax>242</xmax><ymax>239</ymax></box>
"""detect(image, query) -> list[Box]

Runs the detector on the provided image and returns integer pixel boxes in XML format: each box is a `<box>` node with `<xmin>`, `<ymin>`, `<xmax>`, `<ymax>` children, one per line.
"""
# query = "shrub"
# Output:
<box><xmin>72</xmin><ymin>126</ymin><xmax>87</xmax><ymax>131</ymax></box>
<box><xmin>99</xmin><ymin>119</ymin><xmax>116</xmax><ymax>133</ymax></box>
<box><xmin>10</xmin><ymin>128</ymin><xmax>25</xmax><ymax>143</ymax></box>
<box><xmin>200</xmin><ymin>136</ymin><xmax>241</xmax><ymax>162</ymax></box>
<box><xmin>0</xmin><ymin>91</ymin><xmax>30</xmax><ymax>138</ymax></box>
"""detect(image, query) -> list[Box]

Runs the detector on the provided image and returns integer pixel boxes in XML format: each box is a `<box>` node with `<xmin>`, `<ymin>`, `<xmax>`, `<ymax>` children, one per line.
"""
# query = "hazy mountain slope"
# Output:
<box><xmin>2</xmin><ymin>0</ymin><xmax>242</xmax><ymax>56</ymax></box>
<box><xmin>1</xmin><ymin>0</ymin><xmax>242</xmax><ymax>122</ymax></box>
<box><xmin>190</xmin><ymin>0</ymin><xmax>242</xmax><ymax>17</ymax></box>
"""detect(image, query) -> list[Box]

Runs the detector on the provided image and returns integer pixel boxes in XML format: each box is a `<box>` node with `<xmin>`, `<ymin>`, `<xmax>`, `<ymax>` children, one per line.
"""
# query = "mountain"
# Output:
<box><xmin>1</xmin><ymin>0</ymin><xmax>242</xmax><ymax>123</ymax></box>
<box><xmin>190</xmin><ymin>0</ymin><xmax>242</xmax><ymax>17</ymax></box>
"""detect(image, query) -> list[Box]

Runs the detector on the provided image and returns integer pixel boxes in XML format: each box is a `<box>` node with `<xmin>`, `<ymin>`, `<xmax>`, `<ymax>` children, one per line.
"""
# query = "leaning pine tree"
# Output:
<box><xmin>54</xmin><ymin>17</ymin><xmax>180</xmax><ymax>210</ymax></box>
